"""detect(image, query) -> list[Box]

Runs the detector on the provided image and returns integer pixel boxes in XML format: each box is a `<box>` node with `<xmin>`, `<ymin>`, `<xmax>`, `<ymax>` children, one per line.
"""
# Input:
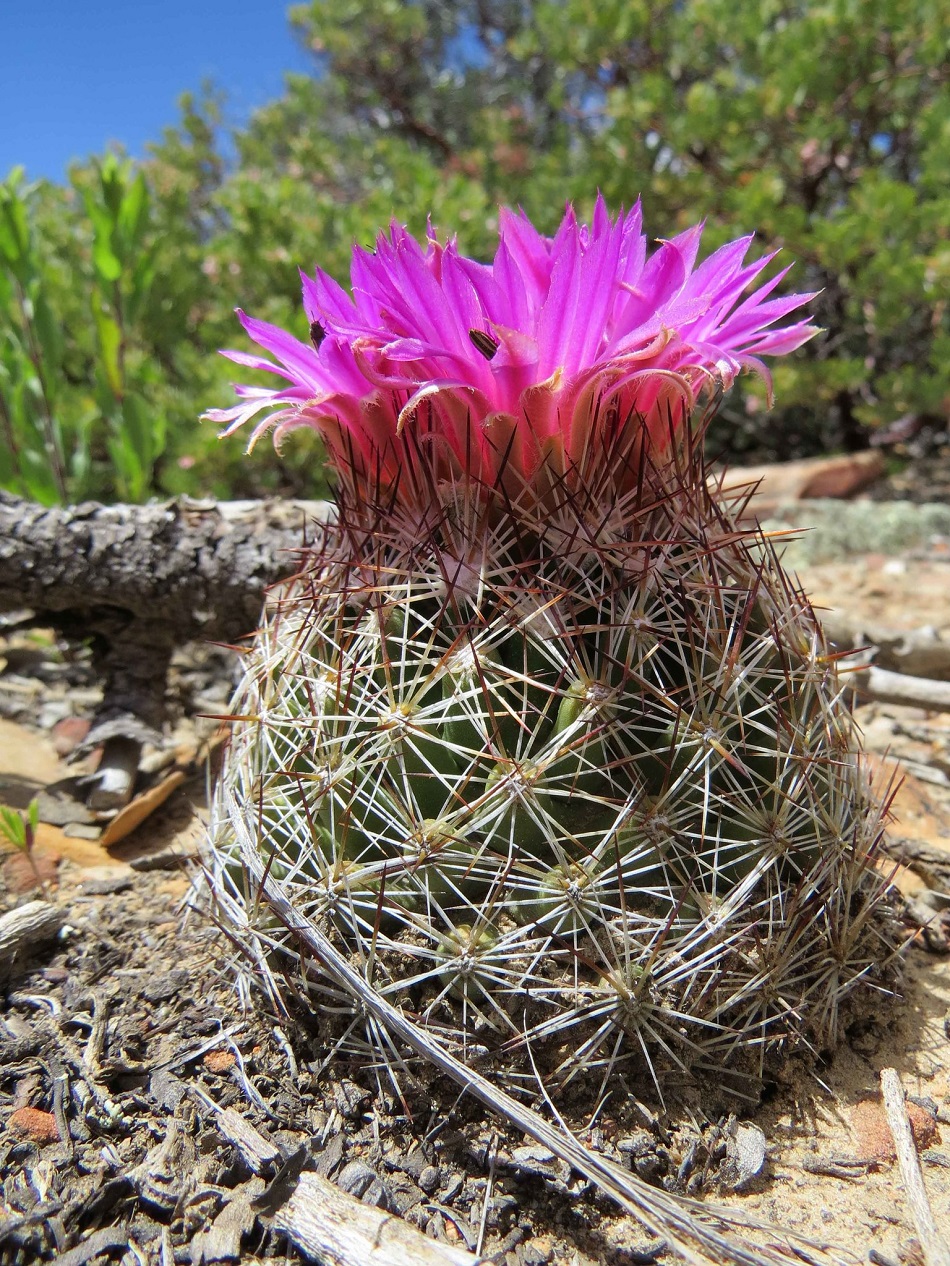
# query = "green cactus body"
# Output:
<box><xmin>209</xmin><ymin>468</ymin><xmax>895</xmax><ymax>1100</ymax></box>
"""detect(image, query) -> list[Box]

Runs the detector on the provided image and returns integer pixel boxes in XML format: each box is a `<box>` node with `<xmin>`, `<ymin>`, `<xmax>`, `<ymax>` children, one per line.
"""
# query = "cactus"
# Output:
<box><xmin>205</xmin><ymin>199</ymin><xmax>896</xmax><ymax>1107</ymax></box>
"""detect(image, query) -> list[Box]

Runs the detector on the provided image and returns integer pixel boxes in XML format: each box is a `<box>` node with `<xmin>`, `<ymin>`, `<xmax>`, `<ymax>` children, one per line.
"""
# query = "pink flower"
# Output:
<box><xmin>206</xmin><ymin>196</ymin><xmax>817</xmax><ymax>507</ymax></box>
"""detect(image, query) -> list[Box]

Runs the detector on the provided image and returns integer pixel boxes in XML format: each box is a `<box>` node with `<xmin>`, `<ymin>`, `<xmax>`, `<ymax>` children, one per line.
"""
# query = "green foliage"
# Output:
<box><xmin>0</xmin><ymin>170</ymin><xmax>73</xmax><ymax>502</ymax></box>
<box><xmin>0</xmin><ymin>159</ymin><xmax>166</xmax><ymax>501</ymax></box>
<box><xmin>1</xmin><ymin>0</ymin><xmax>947</xmax><ymax>501</ymax></box>
<box><xmin>84</xmin><ymin>156</ymin><xmax>165</xmax><ymax>501</ymax></box>
<box><xmin>0</xmin><ymin>799</ymin><xmax>38</xmax><ymax>854</ymax></box>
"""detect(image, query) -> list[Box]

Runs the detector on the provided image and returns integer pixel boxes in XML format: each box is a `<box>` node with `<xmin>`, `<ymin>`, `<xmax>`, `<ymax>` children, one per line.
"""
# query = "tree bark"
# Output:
<box><xmin>0</xmin><ymin>492</ymin><xmax>331</xmax><ymax>751</ymax></box>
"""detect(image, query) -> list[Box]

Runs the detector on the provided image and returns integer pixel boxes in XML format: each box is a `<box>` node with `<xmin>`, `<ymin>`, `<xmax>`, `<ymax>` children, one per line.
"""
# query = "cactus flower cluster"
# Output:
<box><xmin>207</xmin><ymin>196</ymin><xmax>816</xmax><ymax>506</ymax></box>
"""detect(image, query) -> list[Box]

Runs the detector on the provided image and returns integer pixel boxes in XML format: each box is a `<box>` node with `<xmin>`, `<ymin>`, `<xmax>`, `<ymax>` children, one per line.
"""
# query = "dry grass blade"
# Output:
<box><xmin>247</xmin><ymin>851</ymin><xmax>855</xmax><ymax>1266</ymax></box>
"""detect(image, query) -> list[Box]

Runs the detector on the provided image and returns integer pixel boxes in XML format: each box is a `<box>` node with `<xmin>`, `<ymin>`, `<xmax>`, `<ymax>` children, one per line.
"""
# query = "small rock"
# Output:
<box><xmin>130</xmin><ymin>845</ymin><xmax>192</xmax><ymax>871</ymax></box>
<box><xmin>337</xmin><ymin>1160</ymin><xmax>392</xmax><ymax>1209</ymax></box>
<box><xmin>852</xmin><ymin>1100</ymin><xmax>940</xmax><ymax>1163</ymax></box>
<box><xmin>509</xmin><ymin>1145</ymin><xmax>572</xmax><ymax>1187</ymax></box>
<box><xmin>618</xmin><ymin>1130</ymin><xmax>655</xmax><ymax>1158</ymax></box>
<box><xmin>391</xmin><ymin>1187</ymin><xmax>423</xmax><ymax>1216</ymax></box>
<box><xmin>720</xmin><ymin>1123</ymin><xmax>768</xmax><ymax>1191</ymax></box>
<box><xmin>63</xmin><ymin>822</ymin><xmax>104</xmax><ymax>841</ymax></box>
<box><xmin>2</xmin><ymin>849</ymin><xmax>59</xmax><ymax>894</ymax></box>
<box><xmin>52</xmin><ymin>716</ymin><xmax>91</xmax><ymax>757</ymax></box>
<box><xmin>314</xmin><ymin>1131</ymin><xmax>345</xmax><ymax>1178</ymax></box>
<box><xmin>36</xmin><ymin>780</ymin><xmax>98</xmax><ymax>826</ymax></box>
<box><xmin>520</xmin><ymin>1241</ymin><xmax>553</xmax><ymax>1266</ymax></box>
<box><xmin>333</xmin><ymin>1078</ymin><xmax>370</xmax><ymax>1118</ymax></box>
<box><xmin>908</xmin><ymin>1095</ymin><xmax>939</xmax><ymax>1117</ymax></box>
<box><xmin>143</xmin><ymin>969</ymin><xmax>191</xmax><ymax>1003</ymax></box>
<box><xmin>439</xmin><ymin>1173</ymin><xmax>463</xmax><ymax>1203</ymax></box>
<box><xmin>79</xmin><ymin>873</ymin><xmax>132</xmax><ymax>895</ymax></box>
<box><xmin>203</xmin><ymin>1048</ymin><xmax>237</xmax><ymax>1074</ymax></box>
<box><xmin>37</xmin><ymin>700</ymin><xmax>72</xmax><ymax>731</ymax></box>
<box><xmin>425</xmin><ymin>1213</ymin><xmax>445</xmax><ymax>1241</ymax></box>
<box><xmin>390</xmin><ymin>1146</ymin><xmax>427</xmax><ymax>1179</ymax></box>
<box><xmin>8</xmin><ymin>1106</ymin><xmax>60</xmax><ymax>1144</ymax></box>
<box><xmin>149</xmin><ymin>1069</ymin><xmax>187</xmax><ymax>1112</ymax></box>
<box><xmin>418</xmin><ymin>1164</ymin><xmax>440</xmax><ymax>1194</ymax></box>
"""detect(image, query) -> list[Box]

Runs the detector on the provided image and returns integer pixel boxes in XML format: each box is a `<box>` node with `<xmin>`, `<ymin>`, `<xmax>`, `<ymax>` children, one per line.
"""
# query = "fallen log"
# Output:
<box><xmin>0</xmin><ymin>493</ymin><xmax>331</xmax><ymax>803</ymax></box>
<box><xmin>711</xmin><ymin>451</ymin><xmax>884</xmax><ymax>519</ymax></box>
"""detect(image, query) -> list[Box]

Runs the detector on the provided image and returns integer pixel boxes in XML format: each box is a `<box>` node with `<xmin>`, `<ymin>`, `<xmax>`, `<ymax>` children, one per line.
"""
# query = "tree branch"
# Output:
<box><xmin>0</xmin><ymin>492</ymin><xmax>331</xmax><ymax>754</ymax></box>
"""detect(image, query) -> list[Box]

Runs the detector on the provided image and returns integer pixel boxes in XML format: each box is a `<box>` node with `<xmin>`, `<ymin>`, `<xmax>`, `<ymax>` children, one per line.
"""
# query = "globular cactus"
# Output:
<box><xmin>205</xmin><ymin>198</ymin><xmax>896</xmax><ymax>1106</ymax></box>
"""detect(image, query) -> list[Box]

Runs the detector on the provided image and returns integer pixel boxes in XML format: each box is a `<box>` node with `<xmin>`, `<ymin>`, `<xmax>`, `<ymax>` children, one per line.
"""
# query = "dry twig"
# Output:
<box><xmin>274</xmin><ymin>1171</ymin><xmax>481</xmax><ymax>1266</ymax></box>
<box><xmin>879</xmin><ymin>1067</ymin><xmax>950</xmax><ymax>1266</ymax></box>
<box><xmin>852</xmin><ymin>666</ymin><xmax>950</xmax><ymax>713</ymax></box>
<box><xmin>0</xmin><ymin>901</ymin><xmax>64</xmax><ymax>978</ymax></box>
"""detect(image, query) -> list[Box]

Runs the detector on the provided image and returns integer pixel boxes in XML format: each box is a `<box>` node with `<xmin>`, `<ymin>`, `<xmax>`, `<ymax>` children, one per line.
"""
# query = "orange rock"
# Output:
<box><xmin>713</xmin><ymin>451</ymin><xmax>885</xmax><ymax>517</ymax></box>
<box><xmin>203</xmin><ymin>1049</ymin><xmax>237</xmax><ymax>1074</ymax></box>
<box><xmin>851</xmin><ymin>1099</ymin><xmax>940</xmax><ymax>1164</ymax></box>
<box><xmin>8</xmin><ymin>1107</ymin><xmax>60</xmax><ymax>1144</ymax></box>
<box><xmin>1</xmin><ymin>847</ymin><xmax>59</xmax><ymax>894</ymax></box>
<box><xmin>51</xmin><ymin>716</ymin><xmax>91</xmax><ymax>757</ymax></box>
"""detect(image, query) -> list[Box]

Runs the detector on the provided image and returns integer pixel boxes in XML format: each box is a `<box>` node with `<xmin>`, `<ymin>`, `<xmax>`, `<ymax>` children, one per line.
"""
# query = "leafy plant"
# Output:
<box><xmin>83</xmin><ymin>155</ymin><xmax>164</xmax><ymax>502</ymax></box>
<box><xmin>2</xmin><ymin>0</ymin><xmax>946</xmax><ymax>502</ymax></box>
<box><xmin>0</xmin><ymin>799</ymin><xmax>44</xmax><ymax>891</ymax></box>
<box><xmin>0</xmin><ymin>160</ymin><xmax>168</xmax><ymax>503</ymax></box>
<box><xmin>0</xmin><ymin>170</ymin><xmax>72</xmax><ymax>503</ymax></box>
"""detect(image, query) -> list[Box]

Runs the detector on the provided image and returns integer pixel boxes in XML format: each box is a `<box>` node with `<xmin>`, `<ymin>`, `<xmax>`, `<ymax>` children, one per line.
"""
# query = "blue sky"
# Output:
<box><xmin>2</xmin><ymin>1</ymin><xmax>312</xmax><ymax>181</ymax></box>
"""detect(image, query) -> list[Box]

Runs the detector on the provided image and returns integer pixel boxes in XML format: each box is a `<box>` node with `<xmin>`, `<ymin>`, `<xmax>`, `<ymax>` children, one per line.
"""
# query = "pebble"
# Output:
<box><xmin>203</xmin><ymin>1049</ymin><xmax>237</xmax><ymax>1074</ymax></box>
<box><xmin>418</xmin><ymin>1164</ymin><xmax>440</xmax><ymax>1194</ymax></box>
<box><xmin>333</xmin><ymin>1078</ymin><xmax>370</xmax><ymax>1118</ymax></box>
<box><xmin>37</xmin><ymin>700</ymin><xmax>72</xmax><ymax>731</ymax></box>
<box><xmin>79</xmin><ymin>873</ymin><xmax>133</xmax><ymax>895</ymax></box>
<box><xmin>851</xmin><ymin>1100</ymin><xmax>940</xmax><ymax>1163</ymax></box>
<box><xmin>520</xmin><ymin>1242</ymin><xmax>553</xmax><ymax>1266</ymax></box>
<box><xmin>440</xmin><ymin>1173</ymin><xmax>463</xmax><ymax>1203</ymax></box>
<box><xmin>143</xmin><ymin>969</ymin><xmax>191</xmax><ymax>1003</ymax></box>
<box><xmin>511</xmin><ymin>1145</ymin><xmax>560</xmax><ymax>1179</ymax></box>
<box><xmin>390</xmin><ymin>1145</ymin><xmax>426</xmax><ymax>1178</ymax></box>
<box><xmin>337</xmin><ymin>1160</ymin><xmax>392</xmax><ymax>1209</ymax></box>
<box><xmin>36</xmin><ymin>781</ymin><xmax>98</xmax><ymax>826</ymax></box>
<box><xmin>63</xmin><ymin>823</ymin><xmax>104</xmax><ymax>841</ymax></box>
<box><xmin>8</xmin><ymin>1107</ymin><xmax>60</xmax><ymax>1144</ymax></box>
<box><xmin>51</xmin><ymin>715</ymin><xmax>91</xmax><ymax>756</ymax></box>
<box><xmin>720</xmin><ymin>1123</ymin><xmax>768</xmax><ymax>1191</ymax></box>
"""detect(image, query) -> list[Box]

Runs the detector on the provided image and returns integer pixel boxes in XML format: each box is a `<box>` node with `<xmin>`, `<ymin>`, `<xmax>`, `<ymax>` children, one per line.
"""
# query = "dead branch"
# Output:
<box><xmin>879</xmin><ymin>1068</ymin><xmax>950</xmax><ymax>1266</ymax></box>
<box><xmin>274</xmin><ymin>1171</ymin><xmax>480</xmax><ymax>1266</ymax></box>
<box><xmin>0</xmin><ymin>900</ymin><xmax>65</xmax><ymax>978</ymax></box>
<box><xmin>0</xmin><ymin>493</ymin><xmax>331</xmax><ymax>798</ymax></box>
<box><xmin>852</xmin><ymin>666</ymin><xmax>950</xmax><ymax>713</ymax></box>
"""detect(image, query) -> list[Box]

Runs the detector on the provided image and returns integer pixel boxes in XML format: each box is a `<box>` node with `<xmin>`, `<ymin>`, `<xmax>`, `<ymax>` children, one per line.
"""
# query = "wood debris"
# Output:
<box><xmin>274</xmin><ymin>1171</ymin><xmax>481</xmax><ymax>1266</ymax></box>
<box><xmin>0</xmin><ymin>899</ymin><xmax>65</xmax><ymax>977</ymax></box>
<box><xmin>880</xmin><ymin>1068</ymin><xmax>950</xmax><ymax>1266</ymax></box>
